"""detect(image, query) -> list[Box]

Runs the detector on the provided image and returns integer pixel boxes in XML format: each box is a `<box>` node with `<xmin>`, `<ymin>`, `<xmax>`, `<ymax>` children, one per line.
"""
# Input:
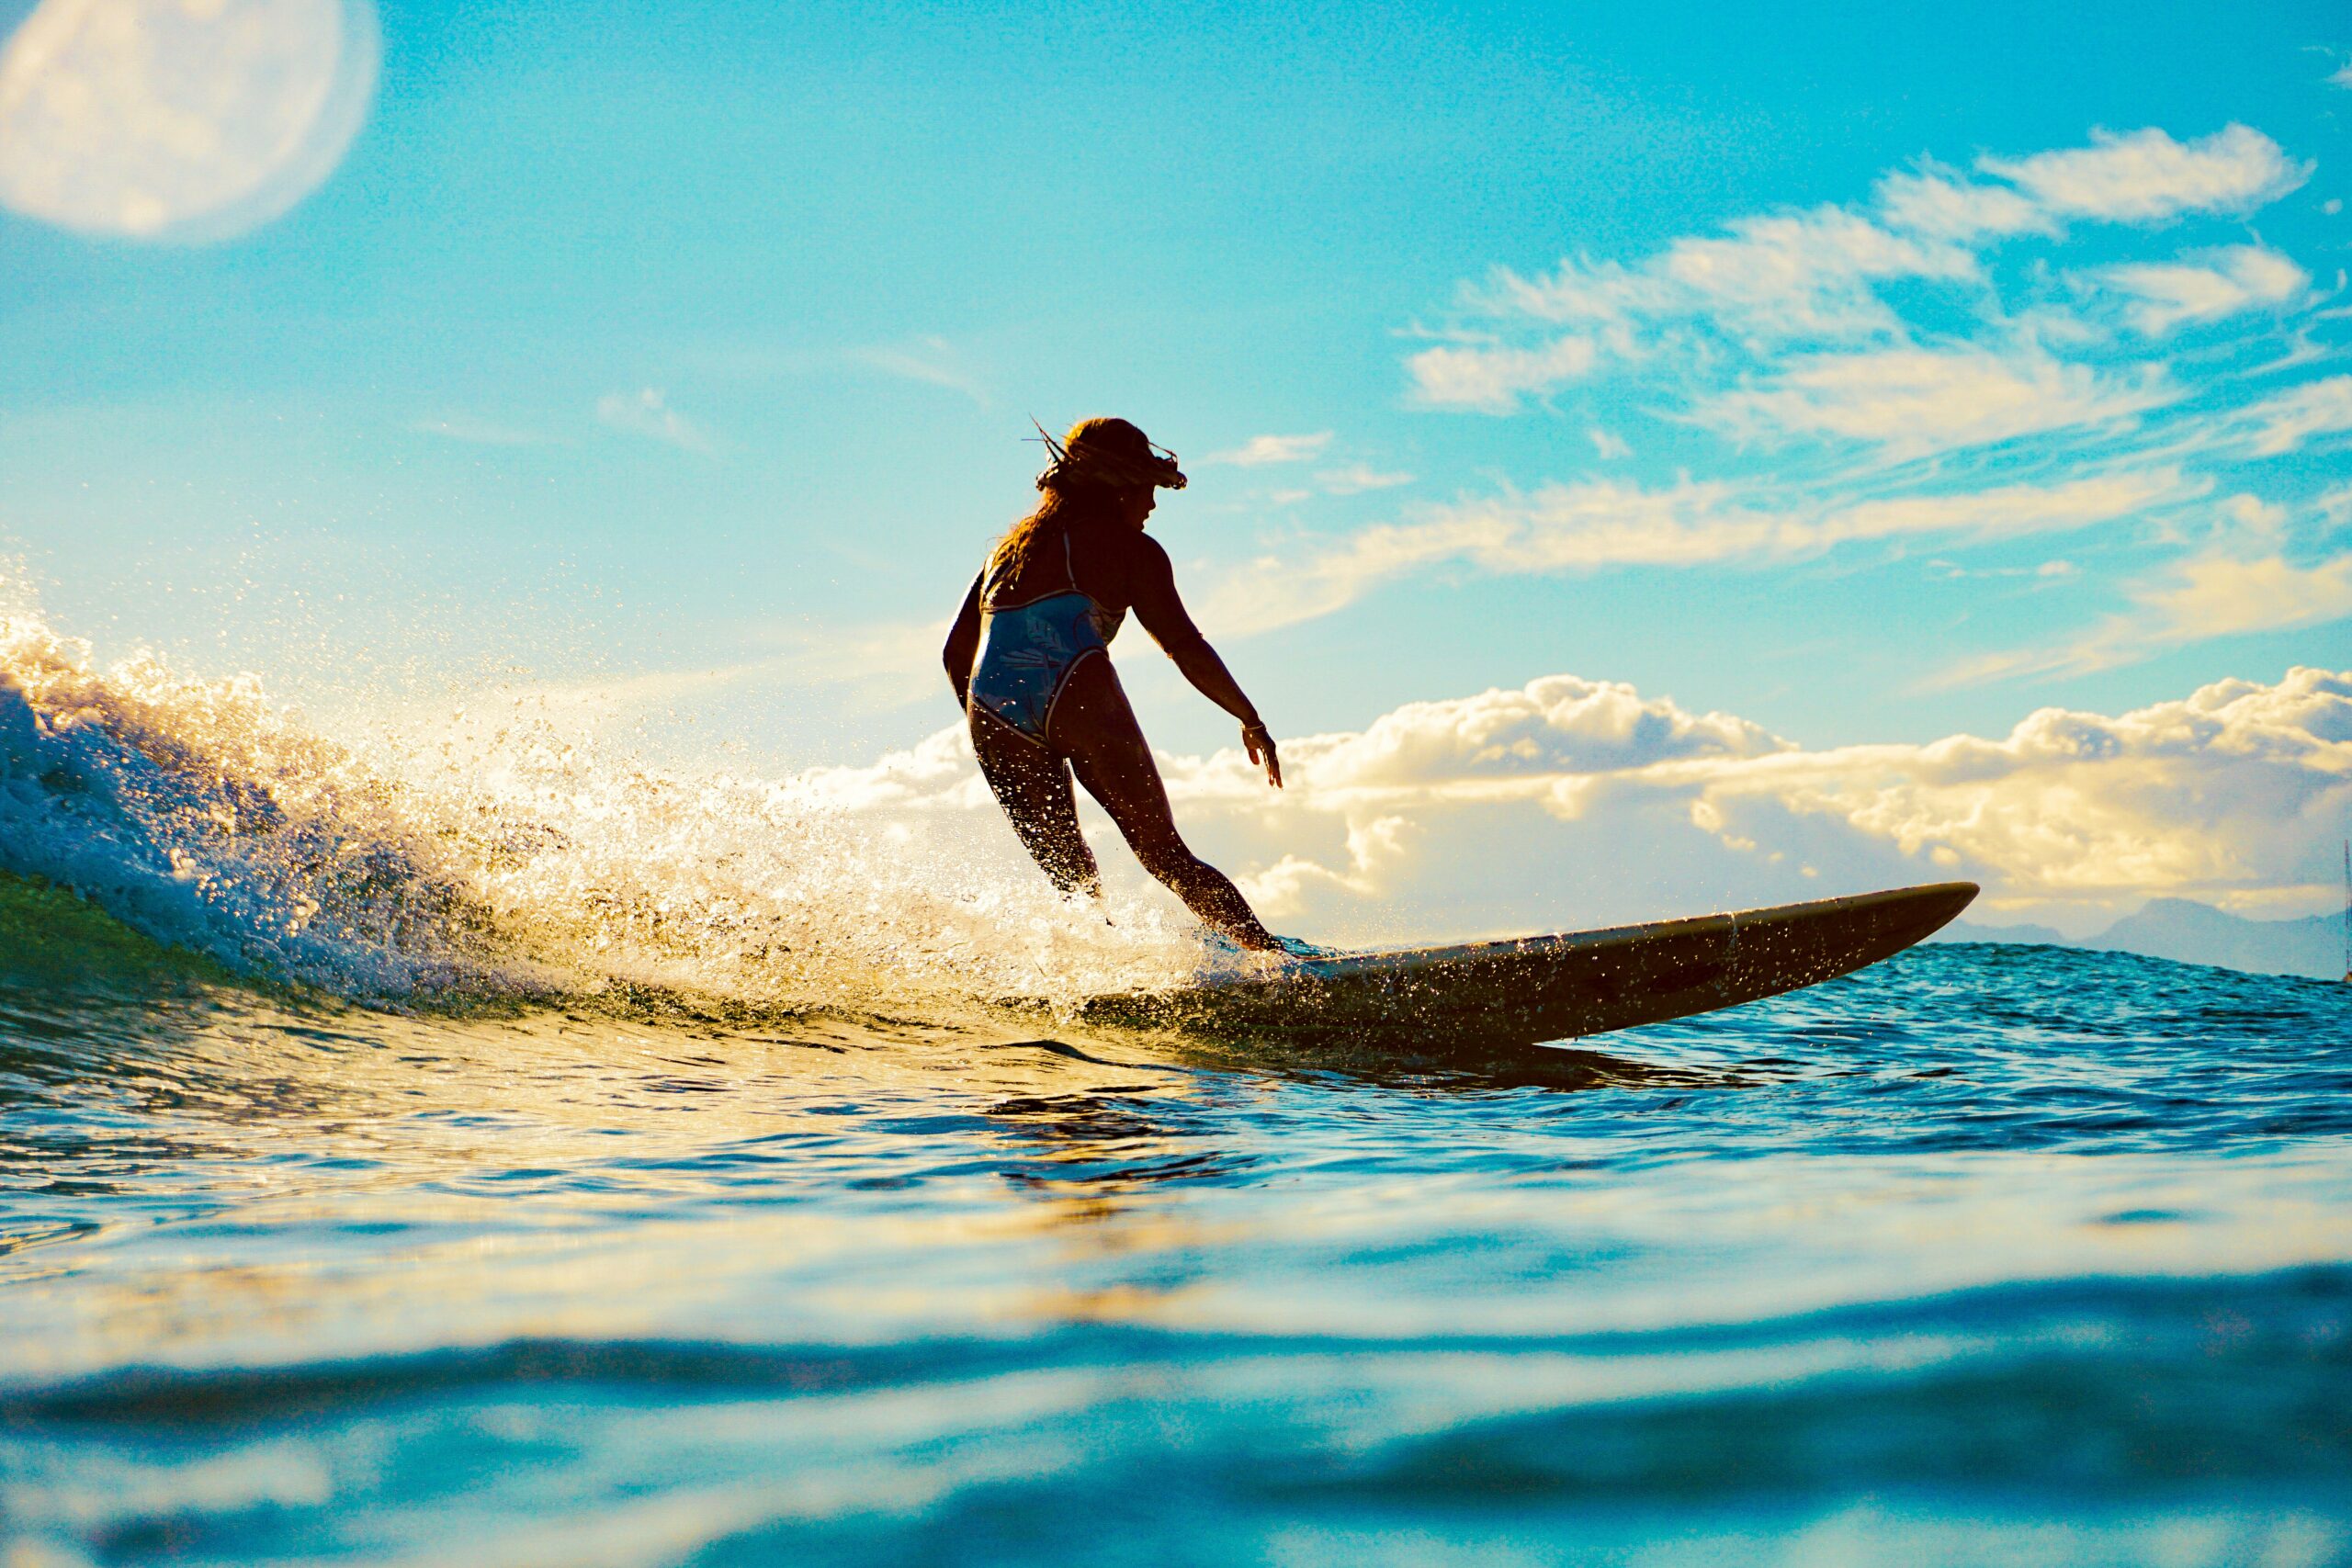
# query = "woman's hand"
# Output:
<box><xmin>1243</xmin><ymin>721</ymin><xmax>1283</xmax><ymax>789</ymax></box>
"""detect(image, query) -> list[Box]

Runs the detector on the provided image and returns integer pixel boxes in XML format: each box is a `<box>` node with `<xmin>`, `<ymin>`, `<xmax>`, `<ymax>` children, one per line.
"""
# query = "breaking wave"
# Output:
<box><xmin>0</xmin><ymin>598</ymin><xmax>1216</xmax><ymax>1012</ymax></box>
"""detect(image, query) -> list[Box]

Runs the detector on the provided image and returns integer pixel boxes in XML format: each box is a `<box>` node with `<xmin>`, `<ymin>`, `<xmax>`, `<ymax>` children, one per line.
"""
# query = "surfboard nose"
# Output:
<box><xmin>1838</xmin><ymin>881</ymin><xmax>1978</xmax><ymax>950</ymax></box>
<box><xmin>1908</xmin><ymin>881</ymin><xmax>1980</xmax><ymax>938</ymax></box>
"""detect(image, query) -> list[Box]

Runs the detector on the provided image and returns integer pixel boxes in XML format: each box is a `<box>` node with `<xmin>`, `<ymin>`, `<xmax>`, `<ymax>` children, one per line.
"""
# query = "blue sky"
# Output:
<box><xmin>3</xmin><ymin>0</ymin><xmax>2349</xmax><ymax>934</ymax></box>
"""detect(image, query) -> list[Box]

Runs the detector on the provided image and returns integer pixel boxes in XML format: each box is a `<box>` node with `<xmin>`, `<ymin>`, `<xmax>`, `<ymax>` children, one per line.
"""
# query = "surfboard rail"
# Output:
<box><xmin>1082</xmin><ymin>881</ymin><xmax>1980</xmax><ymax>1047</ymax></box>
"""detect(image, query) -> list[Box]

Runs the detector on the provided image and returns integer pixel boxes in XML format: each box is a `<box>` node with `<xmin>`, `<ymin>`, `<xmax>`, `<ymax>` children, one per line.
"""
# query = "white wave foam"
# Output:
<box><xmin>0</xmin><ymin>599</ymin><xmax>1217</xmax><ymax>1009</ymax></box>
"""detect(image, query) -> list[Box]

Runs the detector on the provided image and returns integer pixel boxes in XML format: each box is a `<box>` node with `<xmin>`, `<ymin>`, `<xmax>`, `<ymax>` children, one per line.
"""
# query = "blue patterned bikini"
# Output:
<box><xmin>968</xmin><ymin>533</ymin><xmax>1125</xmax><ymax>747</ymax></box>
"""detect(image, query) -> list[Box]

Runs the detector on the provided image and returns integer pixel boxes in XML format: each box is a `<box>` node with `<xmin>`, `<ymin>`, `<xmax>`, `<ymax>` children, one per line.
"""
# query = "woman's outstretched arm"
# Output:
<box><xmin>941</xmin><ymin>571</ymin><xmax>983</xmax><ymax>709</ymax></box>
<box><xmin>1131</xmin><ymin>539</ymin><xmax>1281</xmax><ymax>788</ymax></box>
<box><xmin>1167</xmin><ymin>640</ymin><xmax>1283</xmax><ymax>788</ymax></box>
<box><xmin>1166</xmin><ymin>639</ymin><xmax>1260</xmax><ymax>728</ymax></box>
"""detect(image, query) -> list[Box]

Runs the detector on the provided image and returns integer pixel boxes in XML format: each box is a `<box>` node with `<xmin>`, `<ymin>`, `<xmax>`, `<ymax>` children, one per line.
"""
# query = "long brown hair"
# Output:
<box><xmin>985</xmin><ymin>481</ymin><xmax>1117</xmax><ymax>593</ymax></box>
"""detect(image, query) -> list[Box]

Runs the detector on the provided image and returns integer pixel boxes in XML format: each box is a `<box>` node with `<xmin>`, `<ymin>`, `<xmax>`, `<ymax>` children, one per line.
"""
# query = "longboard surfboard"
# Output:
<box><xmin>1081</xmin><ymin>881</ymin><xmax>1978</xmax><ymax>1047</ymax></box>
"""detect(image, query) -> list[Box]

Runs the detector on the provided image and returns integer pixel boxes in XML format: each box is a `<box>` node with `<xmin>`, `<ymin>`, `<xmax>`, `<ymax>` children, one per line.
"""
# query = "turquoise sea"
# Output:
<box><xmin>6</xmin><ymin>914</ymin><xmax>2352</xmax><ymax>1565</ymax></box>
<box><xmin>3</xmin><ymin>625</ymin><xmax>2351</xmax><ymax>1565</ymax></box>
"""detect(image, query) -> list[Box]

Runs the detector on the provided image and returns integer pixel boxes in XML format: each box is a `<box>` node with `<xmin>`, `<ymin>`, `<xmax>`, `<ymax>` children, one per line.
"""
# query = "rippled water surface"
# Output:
<box><xmin>4</xmin><ymin>940</ymin><xmax>2350</xmax><ymax>1566</ymax></box>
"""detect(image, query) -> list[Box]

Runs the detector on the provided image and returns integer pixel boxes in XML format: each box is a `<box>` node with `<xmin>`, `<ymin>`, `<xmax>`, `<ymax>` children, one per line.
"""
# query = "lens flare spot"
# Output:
<box><xmin>0</xmin><ymin>0</ymin><xmax>378</xmax><ymax>241</ymax></box>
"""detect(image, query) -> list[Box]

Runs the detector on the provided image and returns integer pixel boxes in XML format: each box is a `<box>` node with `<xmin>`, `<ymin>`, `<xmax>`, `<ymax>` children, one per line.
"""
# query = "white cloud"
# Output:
<box><xmin>1204</xmin><ymin>432</ymin><xmax>1333</xmax><ymax>467</ymax></box>
<box><xmin>1872</xmin><ymin>164</ymin><xmax>2049</xmax><ymax>243</ymax></box>
<box><xmin>1473</xmin><ymin>255</ymin><xmax>1676</xmax><ymax>325</ymax></box>
<box><xmin>2209</xmin><ymin>492</ymin><xmax>2290</xmax><ymax>550</ymax></box>
<box><xmin>2098</xmin><ymin>244</ymin><xmax>2308</xmax><ymax>333</ymax></box>
<box><xmin>2136</xmin><ymin>553</ymin><xmax>2352</xmax><ymax>641</ymax></box>
<box><xmin>1203</xmin><ymin>470</ymin><xmax>2184</xmax><ymax>637</ymax></box>
<box><xmin>1813</xmin><ymin>471</ymin><xmax>2189</xmax><ymax>547</ymax></box>
<box><xmin>1690</xmin><ymin>667</ymin><xmax>2352</xmax><ymax>910</ymax></box>
<box><xmin>2245</xmin><ymin>376</ymin><xmax>2352</xmax><ymax>456</ymax></box>
<box><xmin>1405</xmin><ymin>336</ymin><xmax>1597</xmax><ymax>412</ymax></box>
<box><xmin>1216</xmin><ymin>667</ymin><xmax>2347</xmax><ymax>931</ymax></box>
<box><xmin>2322</xmin><ymin>483</ymin><xmax>2352</xmax><ymax>527</ymax></box>
<box><xmin>1235</xmin><ymin>815</ymin><xmax>1417</xmax><ymax>911</ymax></box>
<box><xmin>1588</xmin><ymin>427</ymin><xmax>1631</xmax><ymax>460</ymax></box>
<box><xmin>1471</xmin><ymin>208</ymin><xmax>1973</xmax><ymax>349</ymax></box>
<box><xmin>1249</xmin><ymin>675</ymin><xmax>1786</xmax><ymax>794</ymax></box>
<box><xmin>595</xmin><ymin>388</ymin><xmax>717</xmax><ymax>456</ymax></box>
<box><xmin>1975</xmin><ymin>125</ymin><xmax>2308</xmax><ymax>224</ymax></box>
<box><xmin>1655</xmin><ymin>206</ymin><xmax>1979</xmax><ymax>339</ymax></box>
<box><xmin>795</xmin><ymin>666</ymin><xmax>2352</xmax><ymax>941</ymax></box>
<box><xmin>1702</xmin><ymin>346</ymin><xmax>2171</xmax><ymax>456</ymax></box>
<box><xmin>2332</xmin><ymin>62</ymin><xmax>2352</xmax><ymax>89</ymax></box>
<box><xmin>1201</xmin><ymin>479</ymin><xmax>1726</xmax><ymax>634</ymax></box>
<box><xmin>1944</xmin><ymin>549</ymin><xmax>2352</xmax><ymax>684</ymax></box>
<box><xmin>1316</xmin><ymin>464</ymin><xmax>1415</xmax><ymax>495</ymax></box>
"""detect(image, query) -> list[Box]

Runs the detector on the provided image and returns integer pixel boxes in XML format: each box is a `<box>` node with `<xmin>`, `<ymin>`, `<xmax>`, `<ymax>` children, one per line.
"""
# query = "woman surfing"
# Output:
<box><xmin>943</xmin><ymin>416</ymin><xmax>1286</xmax><ymax>953</ymax></box>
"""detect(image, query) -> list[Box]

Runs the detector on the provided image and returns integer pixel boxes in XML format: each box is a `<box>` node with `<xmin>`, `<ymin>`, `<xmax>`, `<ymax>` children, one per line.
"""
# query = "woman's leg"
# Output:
<box><xmin>1049</xmin><ymin>659</ymin><xmax>1280</xmax><ymax>950</ymax></box>
<box><xmin>969</xmin><ymin>705</ymin><xmax>1102</xmax><ymax>897</ymax></box>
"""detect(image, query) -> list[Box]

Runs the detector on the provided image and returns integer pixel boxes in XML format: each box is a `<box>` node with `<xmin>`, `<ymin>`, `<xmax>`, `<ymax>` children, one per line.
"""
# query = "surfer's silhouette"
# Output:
<box><xmin>944</xmin><ymin>417</ymin><xmax>1285</xmax><ymax>951</ymax></box>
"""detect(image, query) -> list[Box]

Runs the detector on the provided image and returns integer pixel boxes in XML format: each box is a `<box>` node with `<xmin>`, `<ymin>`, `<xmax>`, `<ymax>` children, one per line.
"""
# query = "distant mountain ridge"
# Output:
<box><xmin>1932</xmin><ymin>897</ymin><xmax>2344</xmax><ymax>980</ymax></box>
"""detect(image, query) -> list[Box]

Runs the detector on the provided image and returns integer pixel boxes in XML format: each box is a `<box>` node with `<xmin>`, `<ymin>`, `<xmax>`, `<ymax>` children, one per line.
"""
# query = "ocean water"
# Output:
<box><xmin>5</xmin><ymin>615</ymin><xmax>2352</xmax><ymax>1565</ymax></box>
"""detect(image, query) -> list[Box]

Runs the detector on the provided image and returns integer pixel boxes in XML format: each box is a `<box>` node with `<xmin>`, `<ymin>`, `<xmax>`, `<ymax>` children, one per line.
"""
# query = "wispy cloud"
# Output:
<box><xmin>2098</xmin><ymin>244</ymin><xmax>2308</xmax><ymax>334</ymax></box>
<box><xmin>471</xmin><ymin>615</ymin><xmax>955</xmax><ymax>733</ymax></box>
<box><xmin>1937</xmin><ymin>484</ymin><xmax>2351</xmax><ymax>685</ymax></box>
<box><xmin>1204</xmin><ymin>432</ymin><xmax>1333</xmax><ymax>466</ymax></box>
<box><xmin>411</xmin><ymin>415</ymin><xmax>552</xmax><ymax>447</ymax></box>
<box><xmin>1701</xmin><ymin>345</ymin><xmax>2171</xmax><ymax>457</ymax></box>
<box><xmin>2245</xmin><ymin>375</ymin><xmax>2352</xmax><ymax>456</ymax></box>
<box><xmin>758</xmin><ymin>616</ymin><xmax>956</xmax><ymax>708</ymax></box>
<box><xmin>1316</xmin><ymin>464</ymin><xmax>1415</xmax><ymax>495</ymax></box>
<box><xmin>1871</xmin><ymin>164</ymin><xmax>2048</xmax><ymax>243</ymax></box>
<box><xmin>1473</xmin><ymin>209</ymin><xmax>1975</xmax><ymax>343</ymax></box>
<box><xmin>595</xmin><ymin>388</ymin><xmax>718</xmax><ymax>456</ymax></box>
<box><xmin>844</xmin><ymin>337</ymin><xmax>989</xmax><ymax>405</ymax></box>
<box><xmin>1942</xmin><ymin>550</ymin><xmax>2352</xmax><ymax>684</ymax></box>
<box><xmin>1651</xmin><ymin>206</ymin><xmax>1978</xmax><ymax>340</ymax></box>
<box><xmin>477</xmin><ymin>660</ymin><xmax>796</xmax><ymax>722</ymax></box>
<box><xmin>2134</xmin><ymin>552</ymin><xmax>2352</xmax><ymax>642</ymax></box>
<box><xmin>1406</xmin><ymin>336</ymin><xmax>1597</xmax><ymax>412</ymax></box>
<box><xmin>1204</xmin><ymin>470</ymin><xmax>2188</xmax><ymax>637</ymax></box>
<box><xmin>1975</xmin><ymin>125</ymin><xmax>2309</xmax><ymax>223</ymax></box>
<box><xmin>1925</xmin><ymin>558</ymin><xmax>2078</xmax><ymax>581</ymax></box>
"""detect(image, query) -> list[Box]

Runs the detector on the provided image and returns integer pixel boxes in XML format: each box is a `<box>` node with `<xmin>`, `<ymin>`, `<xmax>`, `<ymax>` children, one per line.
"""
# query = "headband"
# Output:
<box><xmin>1032</xmin><ymin>419</ymin><xmax>1188</xmax><ymax>492</ymax></box>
